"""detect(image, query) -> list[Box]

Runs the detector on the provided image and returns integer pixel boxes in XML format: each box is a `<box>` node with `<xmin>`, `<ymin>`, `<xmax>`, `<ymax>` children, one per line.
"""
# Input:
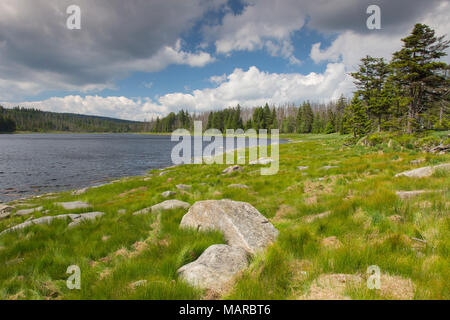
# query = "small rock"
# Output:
<box><xmin>410</xmin><ymin>159</ymin><xmax>425</xmax><ymax>165</ymax></box>
<box><xmin>249</xmin><ymin>158</ymin><xmax>273</xmax><ymax>165</ymax></box>
<box><xmin>159</xmin><ymin>171</ymin><xmax>172</xmax><ymax>176</ymax></box>
<box><xmin>177</xmin><ymin>244</ymin><xmax>249</xmax><ymax>291</ymax></box>
<box><xmin>129</xmin><ymin>280</ymin><xmax>148</xmax><ymax>290</ymax></box>
<box><xmin>161</xmin><ymin>191</ymin><xmax>176</xmax><ymax>198</ymax></box>
<box><xmin>297</xmin><ymin>166</ymin><xmax>309</xmax><ymax>171</ymax></box>
<box><xmin>0</xmin><ymin>205</ymin><xmax>14</xmax><ymax>220</ymax></box>
<box><xmin>321</xmin><ymin>165</ymin><xmax>338</xmax><ymax>170</ymax></box>
<box><xmin>71</xmin><ymin>187</ymin><xmax>89</xmax><ymax>196</ymax></box>
<box><xmin>222</xmin><ymin>165</ymin><xmax>243</xmax><ymax>175</ymax></box>
<box><xmin>102</xmin><ymin>235</ymin><xmax>111</xmax><ymax>242</ymax></box>
<box><xmin>117</xmin><ymin>209</ymin><xmax>126</xmax><ymax>214</ymax></box>
<box><xmin>396</xmin><ymin>190</ymin><xmax>427</xmax><ymax>199</ymax></box>
<box><xmin>176</xmin><ymin>184</ymin><xmax>192</xmax><ymax>190</ymax></box>
<box><xmin>56</xmin><ymin>201</ymin><xmax>91</xmax><ymax>210</ymax></box>
<box><xmin>67</xmin><ymin>212</ymin><xmax>105</xmax><ymax>228</ymax></box>
<box><xmin>228</xmin><ymin>184</ymin><xmax>249</xmax><ymax>189</ymax></box>
<box><xmin>15</xmin><ymin>206</ymin><xmax>43</xmax><ymax>217</ymax></box>
<box><xmin>133</xmin><ymin>200</ymin><xmax>191</xmax><ymax>215</ymax></box>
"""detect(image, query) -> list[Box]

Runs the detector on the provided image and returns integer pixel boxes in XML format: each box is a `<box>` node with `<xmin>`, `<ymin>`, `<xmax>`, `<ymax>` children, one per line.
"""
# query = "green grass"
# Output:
<box><xmin>0</xmin><ymin>132</ymin><xmax>449</xmax><ymax>300</ymax></box>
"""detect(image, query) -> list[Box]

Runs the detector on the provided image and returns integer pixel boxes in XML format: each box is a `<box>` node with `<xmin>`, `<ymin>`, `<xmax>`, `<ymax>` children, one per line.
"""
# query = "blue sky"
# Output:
<box><xmin>0</xmin><ymin>0</ymin><xmax>448</xmax><ymax>120</ymax></box>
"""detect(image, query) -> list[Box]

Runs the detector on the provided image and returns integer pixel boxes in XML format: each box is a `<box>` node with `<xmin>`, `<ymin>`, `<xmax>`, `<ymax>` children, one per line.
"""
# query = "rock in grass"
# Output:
<box><xmin>15</xmin><ymin>206</ymin><xmax>43</xmax><ymax>217</ymax></box>
<box><xmin>68</xmin><ymin>212</ymin><xmax>105</xmax><ymax>228</ymax></box>
<box><xmin>396</xmin><ymin>190</ymin><xmax>428</xmax><ymax>199</ymax></box>
<box><xmin>72</xmin><ymin>187</ymin><xmax>89</xmax><ymax>196</ymax></box>
<box><xmin>395</xmin><ymin>163</ymin><xmax>450</xmax><ymax>178</ymax></box>
<box><xmin>410</xmin><ymin>159</ymin><xmax>425</xmax><ymax>165</ymax></box>
<box><xmin>176</xmin><ymin>184</ymin><xmax>192</xmax><ymax>190</ymax></box>
<box><xmin>0</xmin><ymin>205</ymin><xmax>14</xmax><ymax>220</ymax></box>
<box><xmin>133</xmin><ymin>200</ymin><xmax>191</xmax><ymax>215</ymax></box>
<box><xmin>177</xmin><ymin>244</ymin><xmax>249</xmax><ymax>291</ymax></box>
<box><xmin>161</xmin><ymin>191</ymin><xmax>176</xmax><ymax>198</ymax></box>
<box><xmin>159</xmin><ymin>171</ymin><xmax>172</xmax><ymax>176</ymax></box>
<box><xmin>222</xmin><ymin>165</ymin><xmax>242</xmax><ymax>175</ymax></box>
<box><xmin>249</xmin><ymin>158</ymin><xmax>273</xmax><ymax>165</ymax></box>
<box><xmin>228</xmin><ymin>184</ymin><xmax>249</xmax><ymax>189</ymax></box>
<box><xmin>0</xmin><ymin>212</ymin><xmax>105</xmax><ymax>235</ymax></box>
<box><xmin>321</xmin><ymin>165</ymin><xmax>338</xmax><ymax>170</ymax></box>
<box><xmin>180</xmin><ymin>200</ymin><xmax>278</xmax><ymax>254</ymax></box>
<box><xmin>56</xmin><ymin>201</ymin><xmax>91</xmax><ymax>210</ymax></box>
<box><xmin>297</xmin><ymin>166</ymin><xmax>309</xmax><ymax>171</ymax></box>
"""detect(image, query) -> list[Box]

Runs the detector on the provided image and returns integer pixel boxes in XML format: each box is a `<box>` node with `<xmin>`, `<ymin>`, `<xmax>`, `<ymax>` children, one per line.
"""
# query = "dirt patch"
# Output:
<box><xmin>304</xmin><ymin>195</ymin><xmax>317</xmax><ymax>205</ymax></box>
<box><xmin>302</xmin><ymin>211</ymin><xmax>332</xmax><ymax>223</ymax></box>
<box><xmin>300</xmin><ymin>274</ymin><xmax>363</xmax><ymax>300</ymax></box>
<box><xmin>272</xmin><ymin>205</ymin><xmax>296</xmax><ymax>222</ymax></box>
<box><xmin>379</xmin><ymin>274</ymin><xmax>414</xmax><ymax>300</ymax></box>
<box><xmin>321</xmin><ymin>236</ymin><xmax>342</xmax><ymax>249</ymax></box>
<box><xmin>388</xmin><ymin>215</ymin><xmax>403</xmax><ymax>223</ymax></box>
<box><xmin>118</xmin><ymin>187</ymin><xmax>147</xmax><ymax>198</ymax></box>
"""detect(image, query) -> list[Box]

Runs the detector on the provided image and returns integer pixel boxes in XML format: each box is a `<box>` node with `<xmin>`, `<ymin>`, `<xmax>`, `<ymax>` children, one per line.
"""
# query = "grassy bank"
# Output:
<box><xmin>0</xmin><ymin>133</ymin><xmax>448</xmax><ymax>300</ymax></box>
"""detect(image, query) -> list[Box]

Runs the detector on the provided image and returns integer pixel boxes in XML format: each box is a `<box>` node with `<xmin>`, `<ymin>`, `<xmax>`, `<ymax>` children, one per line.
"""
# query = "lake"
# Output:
<box><xmin>0</xmin><ymin>133</ymin><xmax>284</xmax><ymax>201</ymax></box>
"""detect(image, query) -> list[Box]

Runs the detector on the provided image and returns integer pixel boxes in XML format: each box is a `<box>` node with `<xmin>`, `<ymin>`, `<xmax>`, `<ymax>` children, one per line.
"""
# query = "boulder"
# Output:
<box><xmin>56</xmin><ymin>201</ymin><xmax>91</xmax><ymax>210</ymax></box>
<box><xmin>180</xmin><ymin>200</ymin><xmax>278</xmax><ymax>254</ymax></box>
<box><xmin>15</xmin><ymin>206</ymin><xmax>43</xmax><ymax>217</ymax></box>
<box><xmin>222</xmin><ymin>165</ymin><xmax>243</xmax><ymax>175</ymax></box>
<box><xmin>71</xmin><ymin>187</ymin><xmax>89</xmax><ymax>196</ymax></box>
<box><xmin>161</xmin><ymin>191</ymin><xmax>176</xmax><ymax>198</ymax></box>
<box><xmin>395</xmin><ymin>163</ymin><xmax>450</xmax><ymax>178</ymax></box>
<box><xmin>68</xmin><ymin>212</ymin><xmax>105</xmax><ymax>228</ymax></box>
<box><xmin>177</xmin><ymin>244</ymin><xmax>249</xmax><ymax>290</ymax></box>
<box><xmin>133</xmin><ymin>200</ymin><xmax>190</xmax><ymax>215</ymax></box>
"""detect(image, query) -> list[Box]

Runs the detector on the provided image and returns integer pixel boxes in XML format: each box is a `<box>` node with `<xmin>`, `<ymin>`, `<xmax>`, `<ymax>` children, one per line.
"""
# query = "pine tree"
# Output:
<box><xmin>346</xmin><ymin>94</ymin><xmax>371</xmax><ymax>138</ymax></box>
<box><xmin>391</xmin><ymin>23</ymin><xmax>449</xmax><ymax>133</ymax></box>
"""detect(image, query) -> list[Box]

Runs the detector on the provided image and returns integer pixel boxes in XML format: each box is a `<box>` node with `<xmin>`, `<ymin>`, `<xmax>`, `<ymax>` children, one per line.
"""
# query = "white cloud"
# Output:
<box><xmin>3</xmin><ymin>64</ymin><xmax>352</xmax><ymax>120</ymax></box>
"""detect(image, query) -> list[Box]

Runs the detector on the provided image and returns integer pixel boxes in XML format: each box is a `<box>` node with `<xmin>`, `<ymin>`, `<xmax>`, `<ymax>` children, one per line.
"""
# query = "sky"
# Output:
<box><xmin>0</xmin><ymin>0</ymin><xmax>449</xmax><ymax>121</ymax></box>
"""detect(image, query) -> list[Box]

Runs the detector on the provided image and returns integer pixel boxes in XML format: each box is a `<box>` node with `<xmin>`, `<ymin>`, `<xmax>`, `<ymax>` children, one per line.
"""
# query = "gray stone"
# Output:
<box><xmin>68</xmin><ymin>212</ymin><xmax>105</xmax><ymax>228</ymax></box>
<box><xmin>396</xmin><ymin>190</ymin><xmax>428</xmax><ymax>199</ymax></box>
<box><xmin>177</xmin><ymin>244</ymin><xmax>249</xmax><ymax>290</ymax></box>
<box><xmin>161</xmin><ymin>191</ymin><xmax>177</xmax><ymax>198</ymax></box>
<box><xmin>71</xmin><ymin>187</ymin><xmax>89</xmax><ymax>196</ymax></box>
<box><xmin>159</xmin><ymin>171</ymin><xmax>172</xmax><ymax>176</ymax></box>
<box><xmin>0</xmin><ymin>205</ymin><xmax>14</xmax><ymax>220</ymax></box>
<box><xmin>249</xmin><ymin>158</ymin><xmax>274</xmax><ymax>165</ymax></box>
<box><xmin>133</xmin><ymin>200</ymin><xmax>191</xmax><ymax>215</ymax></box>
<box><xmin>180</xmin><ymin>199</ymin><xmax>278</xmax><ymax>254</ymax></box>
<box><xmin>15</xmin><ymin>206</ymin><xmax>43</xmax><ymax>217</ymax></box>
<box><xmin>176</xmin><ymin>184</ymin><xmax>192</xmax><ymax>190</ymax></box>
<box><xmin>410</xmin><ymin>159</ymin><xmax>426</xmax><ymax>165</ymax></box>
<box><xmin>321</xmin><ymin>165</ymin><xmax>338</xmax><ymax>170</ymax></box>
<box><xmin>395</xmin><ymin>163</ymin><xmax>450</xmax><ymax>178</ymax></box>
<box><xmin>228</xmin><ymin>184</ymin><xmax>249</xmax><ymax>189</ymax></box>
<box><xmin>56</xmin><ymin>201</ymin><xmax>91</xmax><ymax>210</ymax></box>
<box><xmin>222</xmin><ymin>165</ymin><xmax>243</xmax><ymax>175</ymax></box>
<box><xmin>297</xmin><ymin>166</ymin><xmax>309</xmax><ymax>171</ymax></box>
<box><xmin>0</xmin><ymin>214</ymin><xmax>77</xmax><ymax>236</ymax></box>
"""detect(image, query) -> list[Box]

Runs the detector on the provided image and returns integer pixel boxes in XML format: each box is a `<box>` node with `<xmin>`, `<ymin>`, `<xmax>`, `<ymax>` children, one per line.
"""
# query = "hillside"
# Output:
<box><xmin>0</xmin><ymin>106</ymin><xmax>148</xmax><ymax>133</ymax></box>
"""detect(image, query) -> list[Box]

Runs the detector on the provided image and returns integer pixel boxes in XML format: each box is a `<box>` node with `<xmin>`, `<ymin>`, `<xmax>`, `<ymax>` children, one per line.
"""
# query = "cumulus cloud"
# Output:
<box><xmin>2</xmin><ymin>64</ymin><xmax>352</xmax><ymax>120</ymax></box>
<box><xmin>0</xmin><ymin>0</ymin><xmax>222</xmax><ymax>100</ymax></box>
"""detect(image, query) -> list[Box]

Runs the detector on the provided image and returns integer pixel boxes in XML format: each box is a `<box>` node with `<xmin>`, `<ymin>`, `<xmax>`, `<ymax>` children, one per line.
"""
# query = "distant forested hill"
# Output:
<box><xmin>0</xmin><ymin>106</ymin><xmax>148</xmax><ymax>133</ymax></box>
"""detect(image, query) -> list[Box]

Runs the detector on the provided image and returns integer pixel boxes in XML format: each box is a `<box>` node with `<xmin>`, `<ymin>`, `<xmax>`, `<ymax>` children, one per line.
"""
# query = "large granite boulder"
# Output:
<box><xmin>67</xmin><ymin>212</ymin><xmax>105</xmax><ymax>228</ymax></box>
<box><xmin>56</xmin><ymin>201</ymin><xmax>91</xmax><ymax>210</ymax></box>
<box><xmin>15</xmin><ymin>206</ymin><xmax>43</xmax><ymax>217</ymax></box>
<box><xmin>177</xmin><ymin>244</ymin><xmax>249</xmax><ymax>290</ymax></box>
<box><xmin>0</xmin><ymin>205</ymin><xmax>14</xmax><ymax>220</ymax></box>
<box><xmin>180</xmin><ymin>200</ymin><xmax>278</xmax><ymax>254</ymax></box>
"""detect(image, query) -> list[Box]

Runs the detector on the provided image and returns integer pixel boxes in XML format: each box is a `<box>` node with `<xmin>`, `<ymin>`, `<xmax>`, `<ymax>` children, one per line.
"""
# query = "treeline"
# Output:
<box><xmin>0</xmin><ymin>106</ymin><xmax>148</xmax><ymax>133</ymax></box>
<box><xmin>0</xmin><ymin>113</ymin><xmax>16</xmax><ymax>133</ymax></box>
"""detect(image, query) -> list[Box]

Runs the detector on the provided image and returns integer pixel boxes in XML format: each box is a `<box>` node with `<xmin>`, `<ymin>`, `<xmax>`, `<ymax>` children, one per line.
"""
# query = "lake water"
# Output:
<box><xmin>0</xmin><ymin>133</ymin><xmax>284</xmax><ymax>202</ymax></box>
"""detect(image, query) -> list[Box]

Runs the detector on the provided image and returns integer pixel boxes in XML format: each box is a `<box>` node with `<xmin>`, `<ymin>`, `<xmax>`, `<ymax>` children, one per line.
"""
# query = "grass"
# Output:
<box><xmin>0</xmin><ymin>132</ymin><xmax>448</xmax><ymax>300</ymax></box>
